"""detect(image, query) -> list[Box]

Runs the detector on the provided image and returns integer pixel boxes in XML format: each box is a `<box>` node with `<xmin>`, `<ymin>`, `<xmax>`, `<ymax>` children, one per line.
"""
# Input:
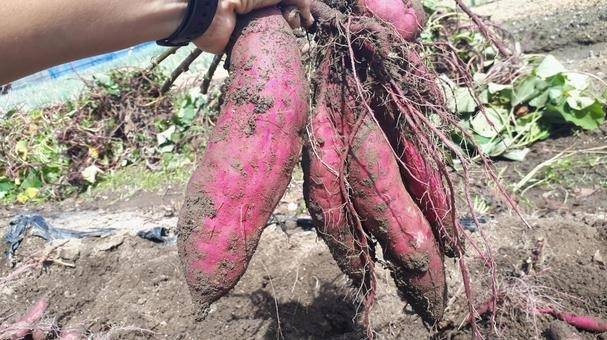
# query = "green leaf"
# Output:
<box><xmin>547</xmin><ymin>73</ymin><xmax>566</xmax><ymax>87</ymax></box>
<box><xmin>570</xmin><ymin>101</ymin><xmax>605</xmax><ymax>130</ymax></box>
<box><xmin>422</xmin><ymin>0</ymin><xmax>439</xmax><ymax>13</ymax></box>
<box><xmin>548</xmin><ymin>87</ymin><xmax>564</xmax><ymax>101</ymax></box>
<box><xmin>512</xmin><ymin>77</ymin><xmax>547</xmax><ymax>106</ymax></box>
<box><xmin>439</xmin><ymin>76</ymin><xmax>477</xmax><ymax>114</ymax></box>
<box><xmin>17</xmin><ymin>187</ymin><xmax>39</xmax><ymax>204</ymax></box>
<box><xmin>0</xmin><ymin>178</ymin><xmax>14</xmax><ymax>199</ymax></box>
<box><xmin>473</xmin><ymin>134</ymin><xmax>499</xmax><ymax>155</ymax></box>
<box><xmin>488</xmin><ymin>82</ymin><xmax>512</xmax><ymax>94</ymax></box>
<box><xmin>162</xmin><ymin>154</ymin><xmax>192</xmax><ymax>170</ymax></box>
<box><xmin>547</xmin><ymin>100</ymin><xmax>605</xmax><ymax>130</ymax></box>
<box><xmin>535</xmin><ymin>55</ymin><xmax>566</xmax><ymax>78</ymax></box>
<box><xmin>470</xmin><ymin>107</ymin><xmax>507</xmax><ymax>138</ymax></box>
<box><xmin>15</xmin><ymin>140</ymin><xmax>29</xmax><ymax>159</ymax></box>
<box><xmin>176</xmin><ymin>105</ymin><xmax>197</xmax><ymax>127</ymax></box>
<box><xmin>479</xmin><ymin>89</ymin><xmax>490</xmax><ymax>104</ymax></box>
<box><xmin>515</xmin><ymin>115</ymin><xmax>550</xmax><ymax>141</ymax></box>
<box><xmin>529</xmin><ymin>90</ymin><xmax>549</xmax><ymax>108</ymax></box>
<box><xmin>566</xmin><ymin>73</ymin><xmax>590</xmax><ymax>90</ymax></box>
<box><xmin>20</xmin><ymin>171</ymin><xmax>43</xmax><ymax>189</ymax></box>
<box><xmin>474</xmin><ymin>135</ymin><xmax>511</xmax><ymax>157</ymax></box>
<box><xmin>566</xmin><ymin>90</ymin><xmax>595</xmax><ymax>110</ymax></box>
<box><xmin>93</xmin><ymin>74</ymin><xmax>120</xmax><ymax>95</ymax></box>
<box><xmin>41</xmin><ymin>166</ymin><xmax>62</xmax><ymax>184</ymax></box>
<box><xmin>159</xmin><ymin>144</ymin><xmax>175</xmax><ymax>153</ymax></box>
<box><xmin>502</xmin><ymin>148</ymin><xmax>530</xmax><ymax>161</ymax></box>
<box><xmin>81</xmin><ymin>165</ymin><xmax>103</xmax><ymax>184</ymax></box>
<box><xmin>156</xmin><ymin>125</ymin><xmax>177</xmax><ymax>146</ymax></box>
<box><xmin>493</xmin><ymin>137</ymin><xmax>514</xmax><ymax>156</ymax></box>
<box><xmin>453</xmin><ymin>87</ymin><xmax>478</xmax><ymax>113</ymax></box>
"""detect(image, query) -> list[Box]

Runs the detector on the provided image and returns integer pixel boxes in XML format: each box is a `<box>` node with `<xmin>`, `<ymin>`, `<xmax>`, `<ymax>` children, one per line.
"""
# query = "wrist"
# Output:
<box><xmin>157</xmin><ymin>0</ymin><xmax>223</xmax><ymax>46</ymax></box>
<box><xmin>144</xmin><ymin>0</ymin><xmax>189</xmax><ymax>42</ymax></box>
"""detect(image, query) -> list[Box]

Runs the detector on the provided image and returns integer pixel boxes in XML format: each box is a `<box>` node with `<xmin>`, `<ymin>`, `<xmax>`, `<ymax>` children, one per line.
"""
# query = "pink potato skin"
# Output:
<box><xmin>177</xmin><ymin>7</ymin><xmax>308</xmax><ymax>315</ymax></box>
<box><xmin>537</xmin><ymin>308</ymin><xmax>607</xmax><ymax>333</ymax></box>
<box><xmin>302</xmin><ymin>57</ymin><xmax>369</xmax><ymax>288</ymax></box>
<box><xmin>394</xmin><ymin>50</ymin><xmax>462</xmax><ymax>256</ymax></box>
<box><xmin>3</xmin><ymin>298</ymin><xmax>49</xmax><ymax>339</ymax></box>
<box><xmin>399</xmin><ymin>136</ymin><xmax>461</xmax><ymax>257</ymax></box>
<box><xmin>359</xmin><ymin>0</ymin><xmax>426</xmax><ymax>41</ymax></box>
<box><xmin>362</xmin><ymin>2</ymin><xmax>462</xmax><ymax>256</ymax></box>
<box><xmin>348</xmin><ymin>114</ymin><xmax>447</xmax><ymax>324</ymax></box>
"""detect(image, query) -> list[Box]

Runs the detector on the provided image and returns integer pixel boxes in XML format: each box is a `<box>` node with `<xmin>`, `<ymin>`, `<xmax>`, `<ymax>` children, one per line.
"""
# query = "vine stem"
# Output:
<box><xmin>160</xmin><ymin>48</ymin><xmax>203</xmax><ymax>94</ymax></box>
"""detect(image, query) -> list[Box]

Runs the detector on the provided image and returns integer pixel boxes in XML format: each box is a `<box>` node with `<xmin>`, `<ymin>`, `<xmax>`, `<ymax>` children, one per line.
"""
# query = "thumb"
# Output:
<box><xmin>231</xmin><ymin>0</ymin><xmax>281</xmax><ymax>15</ymax></box>
<box><xmin>283</xmin><ymin>0</ymin><xmax>313</xmax><ymax>27</ymax></box>
<box><xmin>282</xmin><ymin>5</ymin><xmax>302</xmax><ymax>29</ymax></box>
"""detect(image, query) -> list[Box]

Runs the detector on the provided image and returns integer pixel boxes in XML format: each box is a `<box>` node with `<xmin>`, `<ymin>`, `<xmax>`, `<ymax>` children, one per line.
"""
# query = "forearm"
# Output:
<box><xmin>0</xmin><ymin>0</ymin><xmax>187</xmax><ymax>84</ymax></box>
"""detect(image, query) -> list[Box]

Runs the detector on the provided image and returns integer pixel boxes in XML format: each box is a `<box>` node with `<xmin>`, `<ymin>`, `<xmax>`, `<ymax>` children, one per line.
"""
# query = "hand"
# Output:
<box><xmin>193</xmin><ymin>0</ymin><xmax>313</xmax><ymax>54</ymax></box>
<box><xmin>231</xmin><ymin>0</ymin><xmax>313</xmax><ymax>28</ymax></box>
<box><xmin>280</xmin><ymin>0</ymin><xmax>314</xmax><ymax>29</ymax></box>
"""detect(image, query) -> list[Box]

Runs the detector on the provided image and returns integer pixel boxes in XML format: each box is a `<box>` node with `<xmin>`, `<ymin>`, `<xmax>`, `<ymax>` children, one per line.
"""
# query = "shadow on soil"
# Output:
<box><xmin>244</xmin><ymin>283</ymin><xmax>362</xmax><ymax>340</ymax></box>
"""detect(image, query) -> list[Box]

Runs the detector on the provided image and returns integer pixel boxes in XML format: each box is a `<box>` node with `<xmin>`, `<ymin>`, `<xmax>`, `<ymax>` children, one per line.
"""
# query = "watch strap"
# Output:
<box><xmin>157</xmin><ymin>0</ymin><xmax>219</xmax><ymax>47</ymax></box>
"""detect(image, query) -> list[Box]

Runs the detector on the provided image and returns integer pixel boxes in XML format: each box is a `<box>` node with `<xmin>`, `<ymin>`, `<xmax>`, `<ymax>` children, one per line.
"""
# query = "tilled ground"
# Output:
<box><xmin>1</xmin><ymin>137</ymin><xmax>606</xmax><ymax>339</ymax></box>
<box><xmin>2</xmin><ymin>0</ymin><xmax>607</xmax><ymax>339</ymax></box>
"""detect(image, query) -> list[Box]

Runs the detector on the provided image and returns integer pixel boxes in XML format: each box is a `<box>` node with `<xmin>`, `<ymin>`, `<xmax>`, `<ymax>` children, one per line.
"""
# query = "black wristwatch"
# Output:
<box><xmin>157</xmin><ymin>0</ymin><xmax>219</xmax><ymax>47</ymax></box>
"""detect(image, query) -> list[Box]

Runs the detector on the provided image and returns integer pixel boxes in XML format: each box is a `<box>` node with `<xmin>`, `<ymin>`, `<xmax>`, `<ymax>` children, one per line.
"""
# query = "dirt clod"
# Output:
<box><xmin>547</xmin><ymin>320</ymin><xmax>583</xmax><ymax>340</ymax></box>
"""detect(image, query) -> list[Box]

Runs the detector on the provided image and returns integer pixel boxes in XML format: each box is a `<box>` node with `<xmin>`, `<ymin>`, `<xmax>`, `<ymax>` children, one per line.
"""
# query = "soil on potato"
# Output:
<box><xmin>2</xmin><ymin>1</ymin><xmax>607</xmax><ymax>339</ymax></box>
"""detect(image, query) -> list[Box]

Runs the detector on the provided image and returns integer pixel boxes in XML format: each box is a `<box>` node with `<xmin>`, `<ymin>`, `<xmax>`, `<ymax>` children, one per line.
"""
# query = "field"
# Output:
<box><xmin>1</xmin><ymin>0</ymin><xmax>606</xmax><ymax>339</ymax></box>
<box><xmin>0</xmin><ymin>45</ymin><xmax>212</xmax><ymax>111</ymax></box>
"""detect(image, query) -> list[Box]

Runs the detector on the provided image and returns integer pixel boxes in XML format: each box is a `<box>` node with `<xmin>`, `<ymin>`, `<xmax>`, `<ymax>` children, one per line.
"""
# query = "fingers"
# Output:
<box><xmin>282</xmin><ymin>5</ymin><xmax>301</xmax><ymax>29</ymax></box>
<box><xmin>230</xmin><ymin>0</ymin><xmax>280</xmax><ymax>15</ymax></box>
<box><xmin>284</xmin><ymin>0</ymin><xmax>313</xmax><ymax>27</ymax></box>
<box><xmin>230</xmin><ymin>0</ymin><xmax>314</xmax><ymax>28</ymax></box>
<box><xmin>298</xmin><ymin>0</ymin><xmax>314</xmax><ymax>28</ymax></box>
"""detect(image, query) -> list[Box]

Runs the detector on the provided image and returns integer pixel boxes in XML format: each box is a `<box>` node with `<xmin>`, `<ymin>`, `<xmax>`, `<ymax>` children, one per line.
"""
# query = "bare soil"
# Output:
<box><xmin>2</xmin><ymin>1</ymin><xmax>607</xmax><ymax>339</ymax></box>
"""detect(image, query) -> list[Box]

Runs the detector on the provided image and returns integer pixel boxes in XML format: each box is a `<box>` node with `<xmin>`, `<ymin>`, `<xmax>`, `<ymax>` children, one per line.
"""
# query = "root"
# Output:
<box><xmin>143</xmin><ymin>1</ymin><xmax>530</xmax><ymax>337</ymax></box>
<box><xmin>314</xmin><ymin>48</ymin><xmax>378</xmax><ymax>338</ymax></box>
<box><xmin>452</xmin><ymin>0</ymin><xmax>512</xmax><ymax>59</ymax></box>
<box><xmin>1</xmin><ymin>241</ymin><xmax>70</xmax><ymax>288</ymax></box>
<box><xmin>160</xmin><ymin>48</ymin><xmax>203</xmax><ymax>94</ymax></box>
<box><xmin>470</xmin><ymin>275</ymin><xmax>607</xmax><ymax>335</ymax></box>
<box><xmin>307</xmin><ymin>0</ymin><xmax>532</xmax><ymax>337</ymax></box>
<box><xmin>200</xmin><ymin>54</ymin><xmax>224</xmax><ymax>95</ymax></box>
<box><xmin>148</xmin><ymin>46</ymin><xmax>181</xmax><ymax>71</ymax></box>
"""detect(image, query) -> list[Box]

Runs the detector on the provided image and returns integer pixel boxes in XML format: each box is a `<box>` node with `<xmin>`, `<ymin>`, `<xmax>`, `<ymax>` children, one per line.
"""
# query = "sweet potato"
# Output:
<box><xmin>361</xmin><ymin>2</ymin><xmax>463</xmax><ymax>257</ymax></box>
<box><xmin>177</xmin><ymin>7</ymin><xmax>308</xmax><ymax>316</ymax></box>
<box><xmin>375</xmin><ymin>102</ymin><xmax>461</xmax><ymax>257</ymax></box>
<box><xmin>302</xmin><ymin>56</ymin><xmax>369</xmax><ymax>288</ymax></box>
<box><xmin>0</xmin><ymin>298</ymin><xmax>48</xmax><ymax>339</ymax></box>
<box><xmin>348</xmin><ymin>113</ymin><xmax>447</xmax><ymax>324</ymax></box>
<box><xmin>537</xmin><ymin>308</ymin><xmax>607</xmax><ymax>333</ymax></box>
<box><xmin>357</xmin><ymin>0</ymin><xmax>426</xmax><ymax>41</ymax></box>
<box><xmin>398</xmin><ymin>136</ymin><xmax>462</xmax><ymax>257</ymax></box>
<box><xmin>396</xmin><ymin>51</ymin><xmax>462</xmax><ymax>256</ymax></box>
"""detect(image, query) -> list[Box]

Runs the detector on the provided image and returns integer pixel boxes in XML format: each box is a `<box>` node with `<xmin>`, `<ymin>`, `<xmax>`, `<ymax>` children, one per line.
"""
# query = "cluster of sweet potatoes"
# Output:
<box><xmin>177</xmin><ymin>0</ymin><xmax>463</xmax><ymax>332</ymax></box>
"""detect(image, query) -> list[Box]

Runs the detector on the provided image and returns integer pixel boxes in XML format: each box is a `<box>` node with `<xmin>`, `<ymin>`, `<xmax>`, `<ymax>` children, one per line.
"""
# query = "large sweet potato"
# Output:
<box><xmin>361</xmin><ymin>0</ymin><xmax>463</xmax><ymax>257</ymax></box>
<box><xmin>302</xmin><ymin>55</ymin><xmax>370</xmax><ymax>289</ymax></box>
<box><xmin>177</xmin><ymin>7</ymin><xmax>308</xmax><ymax>316</ymax></box>
<box><xmin>348</xmin><ymin>113</ymin><xmax>447</xmax><ymax>325</ymax></box>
